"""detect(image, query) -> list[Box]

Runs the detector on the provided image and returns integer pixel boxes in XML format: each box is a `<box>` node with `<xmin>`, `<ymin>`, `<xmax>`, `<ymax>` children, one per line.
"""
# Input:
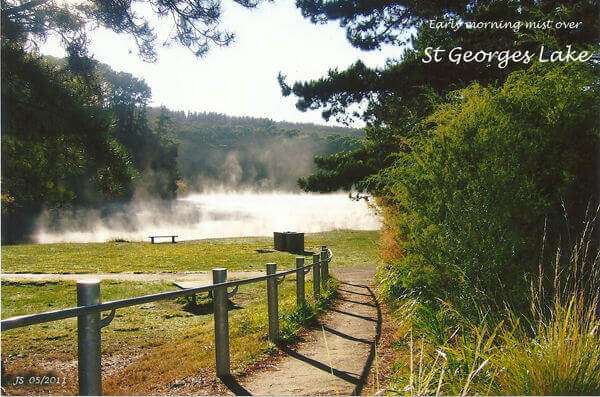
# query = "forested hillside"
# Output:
<box><xmin>146</xmin><ymin>108</ymin><xmax>362</xmax><ymax>191</ymax></box>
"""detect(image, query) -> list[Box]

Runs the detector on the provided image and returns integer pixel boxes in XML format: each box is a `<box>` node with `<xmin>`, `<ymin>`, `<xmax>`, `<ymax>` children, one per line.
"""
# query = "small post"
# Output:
<box><xmin>267</xmin><ymin>263</ymin><xmax>279</xmax><ymax>343</ymax></box>
<box><xmin>77</xmin><ymin>279</ymin><xmax>102</xmax><ymax>396</ymax></box>
<box><xmin>296</xmin><ymin>257</ymin><xmax>305</xmax><ymax>306</ymax></box>
<box><xmin>321</xmin><ymin>245</ymin><xmax>328</xmax><ymax>283</ymax></box>
<box><xmin>312</xmin><ymin>254</ymin><xmax>320</xmax><ymax>301</ymax></box>
<box><xmin>213</xmin><ymin>268</ymin><xmax>230</xmax><ymax>377</ymax></box>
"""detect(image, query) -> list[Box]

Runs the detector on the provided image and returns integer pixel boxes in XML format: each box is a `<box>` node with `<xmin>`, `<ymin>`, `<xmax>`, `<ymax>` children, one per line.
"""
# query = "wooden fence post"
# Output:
<box><xmin>213</xmin><ymin>268</ymin><xmax>230</xmax><ymax>377</ymax></box>
<box><xmin>77</xmin><ymin>280</ymin><xmax>102</xmax><ymax>396</ymax></box>
<box><xmin>312</xmin><ymin>254</ymin><xmax>320</xmax><ymax>301</ymax></box>
<box><xmin>296</xmin><ymin>257</ymin><xmax>305</xmax><ymax>306</ymax></box>
<box><xmin>266</xmin><ymin>263</ymin><xmax>279</xmax><ymax>343</ymax></box>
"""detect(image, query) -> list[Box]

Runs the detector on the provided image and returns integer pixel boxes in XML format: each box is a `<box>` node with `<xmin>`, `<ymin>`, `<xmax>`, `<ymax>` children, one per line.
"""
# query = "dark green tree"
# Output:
<box><xmin>2</xmin><ymin>0</ymin><xmax>263</xmax><ymax>241</ymax></box>
<box><xmin>1</xmin><ymin>44</ymin><xmax>136</xmax><ymax>241</ymax></box>
<box><xmin>2</xmin><ymin>0</ymin><xmax>263</xmax><ymax>60</ymax></box>
<box><xmin>97</xmin><ymin>67</ymin><xmax>180</xmax><ymax>200</ymax></box>
<box><xmin>377</xmin><ymin>62</ymin><xmax>599</xmax><ymax>312</ymax></box>
<box><xmin>146</xmin><ymin>108</ymin><xmax>363</xmax><ymax>191</ymax></box>
<box><xmin>287</xmin><ymin>0</ymin><xmax>599</xmax><ymax>191</ymax></box>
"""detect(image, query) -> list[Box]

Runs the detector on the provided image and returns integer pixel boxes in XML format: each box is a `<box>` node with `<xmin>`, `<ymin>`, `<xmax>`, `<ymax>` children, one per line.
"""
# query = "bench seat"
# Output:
<box><xmin>149</xmin><ymin>235</ymin><xmax>178</xmax><ymax>244</ymax></box>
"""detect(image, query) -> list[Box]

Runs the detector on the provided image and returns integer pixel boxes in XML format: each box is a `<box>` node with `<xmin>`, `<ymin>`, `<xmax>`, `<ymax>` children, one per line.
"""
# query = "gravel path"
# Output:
<box><xmin>235</xmin><ymin>265</ymin><xmax>380</xmax><ymax>395</ymax></box>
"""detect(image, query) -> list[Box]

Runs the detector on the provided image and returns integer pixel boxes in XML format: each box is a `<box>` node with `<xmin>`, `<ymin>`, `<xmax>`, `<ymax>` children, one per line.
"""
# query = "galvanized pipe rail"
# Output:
<box><xmin>1</xmin><ymin>247</ymin><xmax>333</xmax><ymax>395</ymax></box>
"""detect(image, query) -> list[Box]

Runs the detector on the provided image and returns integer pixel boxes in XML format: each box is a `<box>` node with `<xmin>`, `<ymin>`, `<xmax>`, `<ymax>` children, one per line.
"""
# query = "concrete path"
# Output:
<box><xmin>230</xmin><ymin>265</ymin><xmax>380</xmax><ymax>395</ymax></box>
<box><xmin>0</xmin><ymin>271</ymin><xmax>265</xmax><ymax>285</ymax></box>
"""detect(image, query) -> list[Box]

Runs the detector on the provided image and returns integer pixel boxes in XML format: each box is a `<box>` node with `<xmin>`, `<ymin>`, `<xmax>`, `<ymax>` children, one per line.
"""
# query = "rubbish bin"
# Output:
<box><xmin>273</xmin><ymin>231</ymin><xmax>304</xmax><ymax>253</ymax></box>
<box><xmin>285</xmin><ymin>232</ymin><xmax>304</xmax><ymax>253</ymax></box>
<box><xmin>273</xmin><ymin>232</ymin><xmax>286</xmax><ymax>251</ymax></box>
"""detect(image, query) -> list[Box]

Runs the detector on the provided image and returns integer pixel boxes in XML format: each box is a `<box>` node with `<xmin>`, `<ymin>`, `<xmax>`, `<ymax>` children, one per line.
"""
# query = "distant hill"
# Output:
<box><xmin>146</xmin><ymin>108</ymin><xmax>364</xmax><ymax>191</ymax></box>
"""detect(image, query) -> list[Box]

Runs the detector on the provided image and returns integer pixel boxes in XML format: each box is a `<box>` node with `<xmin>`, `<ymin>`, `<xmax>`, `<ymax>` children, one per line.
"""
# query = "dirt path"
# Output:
<box><xmin>0</xmin><ymin>271</ymin><xmax>265</xmax><ymax>285</ymax></box>
<box><xmin>230</xmin><ymin>265</ymin><xmax>381</xmax><ymax>396</ymax></box>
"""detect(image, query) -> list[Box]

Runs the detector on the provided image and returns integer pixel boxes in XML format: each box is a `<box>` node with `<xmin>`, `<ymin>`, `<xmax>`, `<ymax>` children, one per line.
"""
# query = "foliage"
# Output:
<box><xmin>0</xmin><ymin>0</ymin><xmax>264</xmax><ymax>242</ymax></box>
<box><xmin>295</xmin><ymin>0</ymin><xmax>598</xmax><ymax>53</ymax></box>
<box><xmin>1</xmin><ymin>44</ymin><xmax>137</xmax><ymax>241</ymax></box>
<box><xmin>497</xmin><ymin>296</ymin><xmax>600</xmax><ymax>395</ymax></box>
<box><xmin>1</xmin><ymin>0</ymin><xmax>263</xmax><ymax>61</ymax></box>
<box><xmin>289</xmin><ymin>2</ymin><xmax>600</xmax><ymax>394</ymax></box>
<box><xmin>289</xmin><ymin>0</ymin><xmax>599</xmax><ymax>124</ymax></box>
<box><xmin>495</xmin><ymin>212</ymin><xmax>600</xmax><ymax>395</ymax></box>
<box><xmin>297</xmin><ymin>125</ymin><xmax>399</xmax><ymax>192</ymax></box>
<box><xmin>1</xmin><ymin>51</ymin><xmax>182</xmax><ymax>241</ymax></box>
<box><xmin>376</xmin><ymin>62</ymin><xmax>598</xmax><ymax>312</ymax></box>
<box><xmin>100</xmin><ymin>69</ymin><xmax>179</xmax><ymax>200</ymax></box>
<box><xmin>2</xmin><ymin>47</ymin><xmax>355</xmax><ymax>242</ymax></box>
<box><xmin>289</xmin><ymin>0</ymin><xmax>599</xmax><ymax>191</ymax></box>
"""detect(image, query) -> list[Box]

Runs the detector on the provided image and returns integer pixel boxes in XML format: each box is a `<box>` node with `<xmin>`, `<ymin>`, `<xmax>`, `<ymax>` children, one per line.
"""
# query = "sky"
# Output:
<box><xmin>42</xmin><ymin>1</ymin><xmax>398</xmax><ymax>126</ymax></box>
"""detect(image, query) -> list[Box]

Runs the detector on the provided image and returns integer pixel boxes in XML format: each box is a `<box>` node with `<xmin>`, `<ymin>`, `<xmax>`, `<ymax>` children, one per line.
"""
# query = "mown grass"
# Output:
<box><xmin>1</xmin><ymin>230</ymin><xmax>378</xmax><ymax>273</ymax></box>
<box><xmin>1</xmin><ymin>230</ymin><xmax>370</xmax><ymax>394</ymax></box>
<box><xmin>1</xmin><ymin>276</ymin><xmax>338</xmax><ymax>394</ymax></box>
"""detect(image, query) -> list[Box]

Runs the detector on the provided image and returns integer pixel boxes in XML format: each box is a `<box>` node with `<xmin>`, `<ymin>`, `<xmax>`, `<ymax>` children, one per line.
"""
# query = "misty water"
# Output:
<box><xmin>33</xmin><ymin>192</ymin><xmax>381</xmax><ymax>243</ymax></box>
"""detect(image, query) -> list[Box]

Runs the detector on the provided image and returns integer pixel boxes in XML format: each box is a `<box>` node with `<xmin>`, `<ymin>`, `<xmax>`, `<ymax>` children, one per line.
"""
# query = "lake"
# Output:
<box><xmin>33</xmin><ymin>191</ymin><xmax>381</xmax><ymax>243</ymax></box>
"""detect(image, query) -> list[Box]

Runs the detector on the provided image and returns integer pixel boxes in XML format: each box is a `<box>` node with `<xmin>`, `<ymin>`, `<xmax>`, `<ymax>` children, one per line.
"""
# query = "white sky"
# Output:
<box><xmin>42</xmin><ymin>1</ymin><xmax>398</xmax><ymax>126</ymax></box>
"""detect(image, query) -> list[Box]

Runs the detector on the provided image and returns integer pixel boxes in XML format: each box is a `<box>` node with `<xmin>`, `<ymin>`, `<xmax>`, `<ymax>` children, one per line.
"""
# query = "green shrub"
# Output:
<box><xmin>376</xmin><ymin>62</ymin><xmax>599</xmax><ymax>313</ymax></box>
<box><xmin>387</xmin><ymin>214</ymin><xmax>600</xmax><ymax>395</ymax></box>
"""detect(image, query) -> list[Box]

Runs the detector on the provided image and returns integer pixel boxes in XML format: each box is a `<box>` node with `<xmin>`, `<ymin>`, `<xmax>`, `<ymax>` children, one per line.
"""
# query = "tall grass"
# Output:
<box><xmin>279</xmin><ymin>278</ymin><xmax>339</xmax><ymax>343</ymax></box>
<box><xmin>388</xmin><ymin>206</ymin><xmax>600</xmax><ymax>395</ymax></box>
<box><xmin>496</xmin><ymin>206</ymin><xmax>600</xmax><ymax>395</ymax></box>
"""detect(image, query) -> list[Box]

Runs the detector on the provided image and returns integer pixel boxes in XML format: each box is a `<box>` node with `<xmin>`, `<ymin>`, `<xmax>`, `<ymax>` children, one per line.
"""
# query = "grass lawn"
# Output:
<box><xmin>1</xmin><ymin>230</ymin><xmax>378</xmax><ymax>273</ymax></box>
<box><xmin>1</xmin><ymin>229</ymin><xmax>378</xmax><ymax>394</ymax></box>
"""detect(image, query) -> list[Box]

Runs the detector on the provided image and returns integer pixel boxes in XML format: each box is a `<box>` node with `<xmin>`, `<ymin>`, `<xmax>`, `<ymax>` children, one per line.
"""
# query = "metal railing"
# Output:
<box><xmin>1</xmin><ymin>245</ymin><xmax>333</xmax><ymax>395</ymax></box>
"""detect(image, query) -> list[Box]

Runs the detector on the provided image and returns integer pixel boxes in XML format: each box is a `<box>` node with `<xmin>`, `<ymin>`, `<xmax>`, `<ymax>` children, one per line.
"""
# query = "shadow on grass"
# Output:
<box><xmin>180</xmin><ymin>297</ymin><xmax>241</xmax><ymax>315</ymax></box>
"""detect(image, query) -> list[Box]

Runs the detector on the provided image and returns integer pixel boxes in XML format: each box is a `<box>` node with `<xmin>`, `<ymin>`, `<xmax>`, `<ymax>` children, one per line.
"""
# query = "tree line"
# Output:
<box><xmin>150</xmin><ymin>108</ymin><xmax>362</xmax><ymax>191</ymax></box>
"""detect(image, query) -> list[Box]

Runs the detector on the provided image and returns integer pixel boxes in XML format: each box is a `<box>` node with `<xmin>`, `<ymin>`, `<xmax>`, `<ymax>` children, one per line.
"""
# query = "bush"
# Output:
<box><xmin>386</xmin><ymin>210</ymin><xmax>600</xmax><ymax>395</ymax></box>
<box><xmin>376</xmin><ymin>62</ymin><xmax>599</xmax><ymax>313</ymax></box>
